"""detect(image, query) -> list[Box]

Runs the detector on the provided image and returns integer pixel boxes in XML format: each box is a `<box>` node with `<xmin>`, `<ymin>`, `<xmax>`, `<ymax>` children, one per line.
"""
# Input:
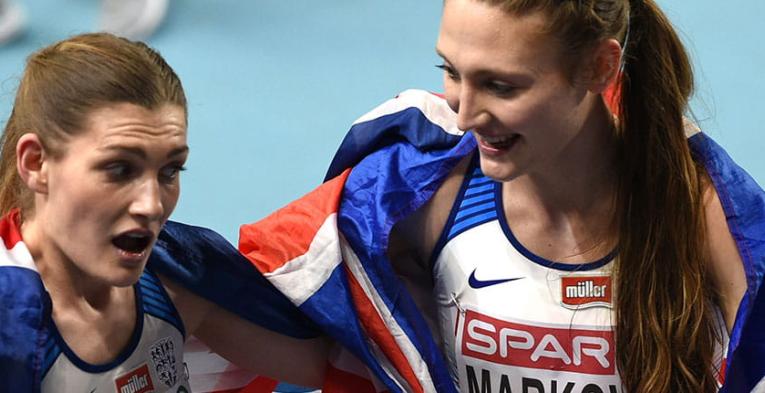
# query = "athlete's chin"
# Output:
<box><xmin>478</xmin><ymin>157</ymin><xmax>524</xmax><ymax>182</ymax></box>
<box><xmin>109</xmin><ymin>264</ymin><xmax>148</xmax><ymax>287</ymax></box>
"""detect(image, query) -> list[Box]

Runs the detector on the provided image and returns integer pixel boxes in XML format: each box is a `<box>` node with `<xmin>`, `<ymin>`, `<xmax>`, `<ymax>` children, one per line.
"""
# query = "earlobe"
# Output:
<box><xmin>588</xmin><ymin>38</ymin><xmax>623</xmax><ymax>94</ymax></box>
<box><xmin>16</xmin><ymin>133</ymin><xmax>49</xmax><ymax>193</ymax></box>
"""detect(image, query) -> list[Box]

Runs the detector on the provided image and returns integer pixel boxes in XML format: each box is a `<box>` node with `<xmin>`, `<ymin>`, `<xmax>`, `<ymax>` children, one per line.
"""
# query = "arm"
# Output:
<box><xmin>387</xmin><ymin>155</ymin><xmax>471</xmax><ymax>335</ymax></box>
<box><xmin>703</xmin><ymin>185</ymin><xmax>748</xmax><ymax>333</ymax></box>
<box><xmin>149</xmin><ymin>221</ymin><xmax>329</xmax><ymax>386</ymax></box>
<box><xmin>162</xmin><ymin>277</ymin><xmax>330</xmax><ymax>387</ymax></box>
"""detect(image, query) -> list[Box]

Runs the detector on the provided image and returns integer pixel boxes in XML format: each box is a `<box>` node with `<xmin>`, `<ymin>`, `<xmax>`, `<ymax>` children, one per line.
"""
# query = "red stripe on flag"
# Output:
<box><xmin>323</xmin><ymin>362</ymin><xmax>380</xmax><ymax>393</ymax></box>
<box><xmin>0</xmin><ymin>209</ymin><xmax>23</xmax><ymax>250</ymax></box>
<box><xmin>239</xmin><ymin>169</ymin><xmax>351</xmax><ymax>273</ymax></box>
<box><xmin>717</xmin><ymin>358</ymin><xmax>727</xmax><ymax>386</ymax></box>
<box><xmin>344</xmin><ymin>264</ymin><xmax>424</xmax><ymax>393</ymax></box>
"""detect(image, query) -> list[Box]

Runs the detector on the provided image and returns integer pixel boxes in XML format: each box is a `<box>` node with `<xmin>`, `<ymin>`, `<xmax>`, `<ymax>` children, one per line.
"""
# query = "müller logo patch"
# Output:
<box><xmin>561</xmin><ymin>274</ymin><xmax>612</xmax><ymax>309</ymax></box>
<box><xmin>115</xmin><ymin>364</ymin><xmax>154</xmax><ymax>393</ymax></box>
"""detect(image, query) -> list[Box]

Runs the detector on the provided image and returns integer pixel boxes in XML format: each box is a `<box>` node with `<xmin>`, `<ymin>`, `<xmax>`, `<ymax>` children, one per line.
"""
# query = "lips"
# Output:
<box><xmin>476</xmin><ymin>132</ymin><xmax>520</xmax><ymax>153</ymax></box>
<box><xmin>112</xmin><ymin>230</ymin><xmax>153</xmax><ymax>256</ymax></box>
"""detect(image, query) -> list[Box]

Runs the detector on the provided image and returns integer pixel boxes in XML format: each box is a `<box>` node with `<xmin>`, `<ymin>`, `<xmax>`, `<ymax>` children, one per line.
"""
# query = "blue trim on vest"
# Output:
<box><xmin>447</xmin><ymin>158</ymin><xmax>499</xmax><ymax>241</ymax></box>
<box><xmin>40</xmin><ymin>327</ymin><xmax>60</xmax><ymax>380</ymax></box>
<box><xmin>139</xmin><ymin>269</ymin><xmax>185</xmax><ymax>339</ymax></box>
<box><xmin>430</xmin><ymin>153</ymin><xmax>485</xmax><ymax>270</ymax></box>
<box><xmin>433</xmin><ymin>152</ymin><xmax>616</xmax><ymax>272</ymax></box>
<box><xmin>40</xmin><ymin>269</ymin><xmax>184</xmax><ymax>376</ymax></box>
<box><xmin>46</xmin><ymin>281</ymin><xmax>144</xmax><ymax>374</ymax></box>
<box><xmin>496</xmin><ymin>183</ymin><xmax>617</xmax><ymax>271</ymax></box>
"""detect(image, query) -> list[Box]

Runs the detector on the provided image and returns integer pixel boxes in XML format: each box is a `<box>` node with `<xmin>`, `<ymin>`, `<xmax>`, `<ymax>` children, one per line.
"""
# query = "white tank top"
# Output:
<box><xmin>432</xmin><ymin>156</ymin><xmax>712</xmax><ymax>393</ymax></box>
<box><xmin>431</xmin><ymin>156</ymin><xmax>728</xmax><ymax>392</ymax></box>
<box><xmin>40</xmin><ymin>270</ymin><xmax>191</xmax><ymax>393</ymax></box>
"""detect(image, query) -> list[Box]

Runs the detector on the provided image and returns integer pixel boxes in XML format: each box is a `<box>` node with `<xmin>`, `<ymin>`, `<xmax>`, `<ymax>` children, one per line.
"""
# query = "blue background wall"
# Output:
<box><xmin>1</xmin><ymin>0</ymin><xmax>763</xmax><ymax>242</ymax></box>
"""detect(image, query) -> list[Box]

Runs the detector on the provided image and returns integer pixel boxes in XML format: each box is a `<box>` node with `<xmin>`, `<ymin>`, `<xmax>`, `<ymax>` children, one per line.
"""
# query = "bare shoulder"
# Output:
<box><xmin>387</xmin><ymin>153</ymin><xmax>472</xmax><ymax>337</ymax></box>
<box><xmin>702</xmin><ymin>183</ymin><xmax>747</xmax><ymax>332</ymax></box>
<box><xmin>159</xmin><ymin>274</ymin><xmax>213</xmax><ymax>335</ymax></box>
<box><xmin>391</xmin><ymin>153</ymin><xmax>473</xmax><ymax>266</ymax></box>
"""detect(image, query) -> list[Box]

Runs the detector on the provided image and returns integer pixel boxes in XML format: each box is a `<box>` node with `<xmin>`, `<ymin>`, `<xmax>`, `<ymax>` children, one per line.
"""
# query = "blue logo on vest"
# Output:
<box><xmin>468</xmin><ymin>269</ymin><xmax>523</xmax><ymax>289</ymax></box>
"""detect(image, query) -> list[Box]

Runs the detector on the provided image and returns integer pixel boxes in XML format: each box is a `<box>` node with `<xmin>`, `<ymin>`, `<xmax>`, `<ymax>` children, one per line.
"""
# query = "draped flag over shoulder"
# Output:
<box><xmin>240</xmin><ymin>90</ymin><xmax>470</xmax><ymax>393</ymax></box>
<box><xmin>3</xmin><ymin>90</ymin><xmax>764</xmax><ymax>393</ymax></box>
<box><xmin>236</xmin><ymin>89</ymin><xmax>765</xmax><ymax>393</ymax></box>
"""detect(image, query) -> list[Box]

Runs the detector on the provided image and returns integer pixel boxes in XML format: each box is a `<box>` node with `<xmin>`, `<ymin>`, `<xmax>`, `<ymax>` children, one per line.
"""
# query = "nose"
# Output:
<box><xmin>453</xmin><ymin>84</ymin><xmax>490</xmax><ymax>132</ymax></box>
<box><xmin>129</xmin><ymin>177</ymin><xmax>164</xmax><ymax>222</ymax></box>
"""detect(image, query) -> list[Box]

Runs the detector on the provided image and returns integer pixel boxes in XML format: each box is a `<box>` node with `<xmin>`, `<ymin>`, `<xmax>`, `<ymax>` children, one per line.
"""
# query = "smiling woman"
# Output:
<box><xmin>0</xmin><ymin>33</ymin><xmax>328</xmax><ymax>393</ymax></box>
<box><xmin>383</xmin><ymin>0</ymin><xmax>752</xmax><ymax>392</ymax></box>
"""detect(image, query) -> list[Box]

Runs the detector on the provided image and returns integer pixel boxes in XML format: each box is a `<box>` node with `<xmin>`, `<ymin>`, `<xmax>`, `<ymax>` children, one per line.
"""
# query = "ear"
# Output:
<box><xmin>17</xmin><ymin>133</ymin><xmax>49</xmax><ymax>194</ymax></box>
<box><xmin>585</xmin><ymin>38</ymin><xmax>623</xmax><ymax>94</ymax></box>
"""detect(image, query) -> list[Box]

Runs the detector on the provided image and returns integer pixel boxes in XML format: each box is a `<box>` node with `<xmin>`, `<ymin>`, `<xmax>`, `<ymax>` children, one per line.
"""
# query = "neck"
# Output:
<box><xmin>520</xmin><ymin>98</ymin><xmax>618</xmax><ymax>212</ymax></box>
<box><xmin>21</xmin><ymin>215</ymin><xmax>123</xmax><ymax>310</ymax></box>
<box><xmin>502</xmin><ymin>98</ymin><xmax>619</xmax><ymax>260</ymax></box>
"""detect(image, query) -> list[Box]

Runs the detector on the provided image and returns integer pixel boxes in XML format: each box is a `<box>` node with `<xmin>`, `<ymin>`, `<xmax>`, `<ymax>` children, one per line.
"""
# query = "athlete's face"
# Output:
<box><xmin>33</xmin><ymin>103</ymin><xmax>188</xmax><ymax>287</ymax></box>
<box><xmin>436</xmin><ymin>0</ymin><xmax>596</xmax><ymax>181</ymax></box>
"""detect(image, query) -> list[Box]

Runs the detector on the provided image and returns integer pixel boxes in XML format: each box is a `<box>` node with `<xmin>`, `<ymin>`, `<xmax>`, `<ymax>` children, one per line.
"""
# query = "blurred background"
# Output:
<box><xmin>1</xmin><ymin>1</ymin><xmax>762</xmax><ymax>392</ymax></box>
<box><xmin>0</xmin><ymin>0</ymin><xmax>762</xmax><ymax>244</ymax></box>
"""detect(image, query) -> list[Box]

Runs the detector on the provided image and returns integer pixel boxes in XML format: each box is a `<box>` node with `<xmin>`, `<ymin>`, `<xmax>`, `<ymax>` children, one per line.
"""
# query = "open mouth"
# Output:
<box><xmin>478</xmin><ymin>133</ymin><xmax>520</xmax><ymax>151</ymax></box>
<box><xmin>112</xmin><ymin>231</ymin><xmax>153</xmax><ymax>255</ymax></box>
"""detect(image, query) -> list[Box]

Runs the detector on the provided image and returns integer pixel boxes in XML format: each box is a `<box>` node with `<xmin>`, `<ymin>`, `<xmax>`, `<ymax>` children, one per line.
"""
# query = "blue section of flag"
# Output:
<box><xmin>148</xmin><ymin>221</ymin><xmax>321</xmax><ymax>339</ymax></box>
<box><xmin>3</xmin><ymin>91</ymin><xmax>764</xmax><ymax>392</ymax></box>
<box><xmin>0</xmin><ymin>266</ymin><xmax>46</xmax><ymax>393</ymax></box>
<box><xmin>691</xmin><ymin>133</ymin><xmax>765</xmax><ymax>393</ymax></box>
<box><xmin>326</xmin><ymin>106</ymin><xmax>463</xmax><ymax>181</ymax></box>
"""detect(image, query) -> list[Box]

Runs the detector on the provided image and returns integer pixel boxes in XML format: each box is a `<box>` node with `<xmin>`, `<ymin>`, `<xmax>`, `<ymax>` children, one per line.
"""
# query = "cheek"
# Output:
<box><xmin>493</xmin><ymin>101</ymin><xmax>536</xmax><ymax>130</ymax></box>
<box><xmin>48</xmin><ymin>173</ymin><xmax>101</xmax><ymax>216</ymax></box>
<box><xmin>500</xmin><ymin>91</ymin><xmax>561</xmax><ymax>131</ymax></box>
<box><xmin>161</xmin><ymin>187</ymin><xmax>181</xmax><ymax>219</ymax></box>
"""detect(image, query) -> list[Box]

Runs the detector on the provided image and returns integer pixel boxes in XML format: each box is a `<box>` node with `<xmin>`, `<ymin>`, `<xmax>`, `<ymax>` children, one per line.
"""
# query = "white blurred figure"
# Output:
<box><xmin>100</xmin><ymin>0</ymin><xmax>169</xmax><ymax>41</ymax></box>
<box><xmin>0</xmin><ymin>0</ymin><xmax>24</xmax><ymax>45</ymax></box>
<box><xmin>0</xmin><ymin>0</ymin><xmax>169</xmax><ymax>46</ymax></box>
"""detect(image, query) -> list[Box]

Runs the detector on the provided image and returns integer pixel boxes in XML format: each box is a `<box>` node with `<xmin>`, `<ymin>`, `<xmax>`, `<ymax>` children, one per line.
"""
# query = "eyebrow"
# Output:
<box><xmin>435</xmin><ymin>48</ymin><xmax>448</xmax><ymax>60</ymax></box>
<box><xmin>100</xmin><ymin>145</ymin><xmax>189</xmax><ymax>159</ymax></box>
<box><xmin>435</xmin><ymin>48</ymin><xmax>538</xmax><ymax>81</ymax></box>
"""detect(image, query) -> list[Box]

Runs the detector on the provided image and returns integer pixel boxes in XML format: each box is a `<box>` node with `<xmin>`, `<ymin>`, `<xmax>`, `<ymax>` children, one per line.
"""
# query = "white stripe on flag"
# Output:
<box><xmin>185</xmin><ymin>336</ymin><xmax>258</xmax><ymax>392</ymax></box>
<box><xmin>340</xmin><ymin>234</ymin><xmax>438</xmax><ymax>393</ymax></box>
<box><xmin>0</xmin><ymin>239</ymin><xmax>37</xmax><ymax>271</ymax></box>
<box><xmin>753</xmin><ymin>376</ymin><xmax>765</xmax><ymax>393</ymax></box>
<box><xmin>329</xmin><ymin>346</ymin><xmax>388</xmax><ymax>392</ymax></box>
<box><xmin>265</xmin><ymin>214</ymin><xmax>342</xmax><ymax>306</ymax></box>
<box><xmin>352</xmin><ymin>89</ymin><xmax>463</xmax><ymax>137</ymax></box>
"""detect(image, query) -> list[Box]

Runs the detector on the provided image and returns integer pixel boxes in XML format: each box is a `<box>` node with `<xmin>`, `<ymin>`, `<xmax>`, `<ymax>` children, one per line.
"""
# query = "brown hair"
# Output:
<box><xmin>0</xmin><ymin>32</ymin><xmax>187</xmax><ymax>217</ymax></box>
<box><xmin>472</xmin><ymin>0</ymin><xmax>718</xmax><ymax>391</ymax></box>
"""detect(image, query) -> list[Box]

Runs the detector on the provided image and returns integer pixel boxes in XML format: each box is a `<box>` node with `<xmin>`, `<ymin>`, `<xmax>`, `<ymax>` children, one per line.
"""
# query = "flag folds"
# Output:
<box><xmin>2</xmin><ymin>90</ymin><xmax>764</xmax><ymax>393</ymax></box>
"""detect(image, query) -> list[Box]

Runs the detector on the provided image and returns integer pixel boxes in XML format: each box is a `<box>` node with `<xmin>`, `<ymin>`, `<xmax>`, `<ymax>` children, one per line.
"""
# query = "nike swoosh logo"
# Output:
<box><xmin>468</xmin><ymin>269</ymin><xmax>523</xmax><ymax>289</ymax></box>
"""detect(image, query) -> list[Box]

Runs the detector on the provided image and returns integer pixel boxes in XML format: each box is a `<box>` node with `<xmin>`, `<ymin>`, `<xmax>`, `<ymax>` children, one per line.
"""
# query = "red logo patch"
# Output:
<box><xmin>115</xmin><ymin>364</ymin><xmax>154</xmax><ymax>393</ymax></box>
<box><xmin>561</xmin><ymin>275</ymin><xmax>612</xmax><ymax>309</ymax></box>
<box><xmin>461</xmin><ymin>309</ymin><xmax>615</xmax><ymax>375</ymax></box>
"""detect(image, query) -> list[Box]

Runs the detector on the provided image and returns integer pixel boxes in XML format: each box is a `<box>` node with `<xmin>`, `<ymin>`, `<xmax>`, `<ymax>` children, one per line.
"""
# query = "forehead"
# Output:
<box><xmin>76</xmin><ymin>103</ymin><xmax>188</xmax><ymax>147</ymax></box>
<box><xmin>437</xmin><ymin>0</ymin><xmax>563</xmax><ymax>76</ymax></box>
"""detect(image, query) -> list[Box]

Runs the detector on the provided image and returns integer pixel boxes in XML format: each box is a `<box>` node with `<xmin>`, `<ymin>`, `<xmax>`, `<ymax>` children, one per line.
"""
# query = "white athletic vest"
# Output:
<box><xmin>40</xmin><ymin>270</ymin><xmax>191</xmax><ymax>393</ymax></box>
<box><xmin>431</xmin><ymin>156</ymin><xmax>727</xmax><ymax>393</ymax></box>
